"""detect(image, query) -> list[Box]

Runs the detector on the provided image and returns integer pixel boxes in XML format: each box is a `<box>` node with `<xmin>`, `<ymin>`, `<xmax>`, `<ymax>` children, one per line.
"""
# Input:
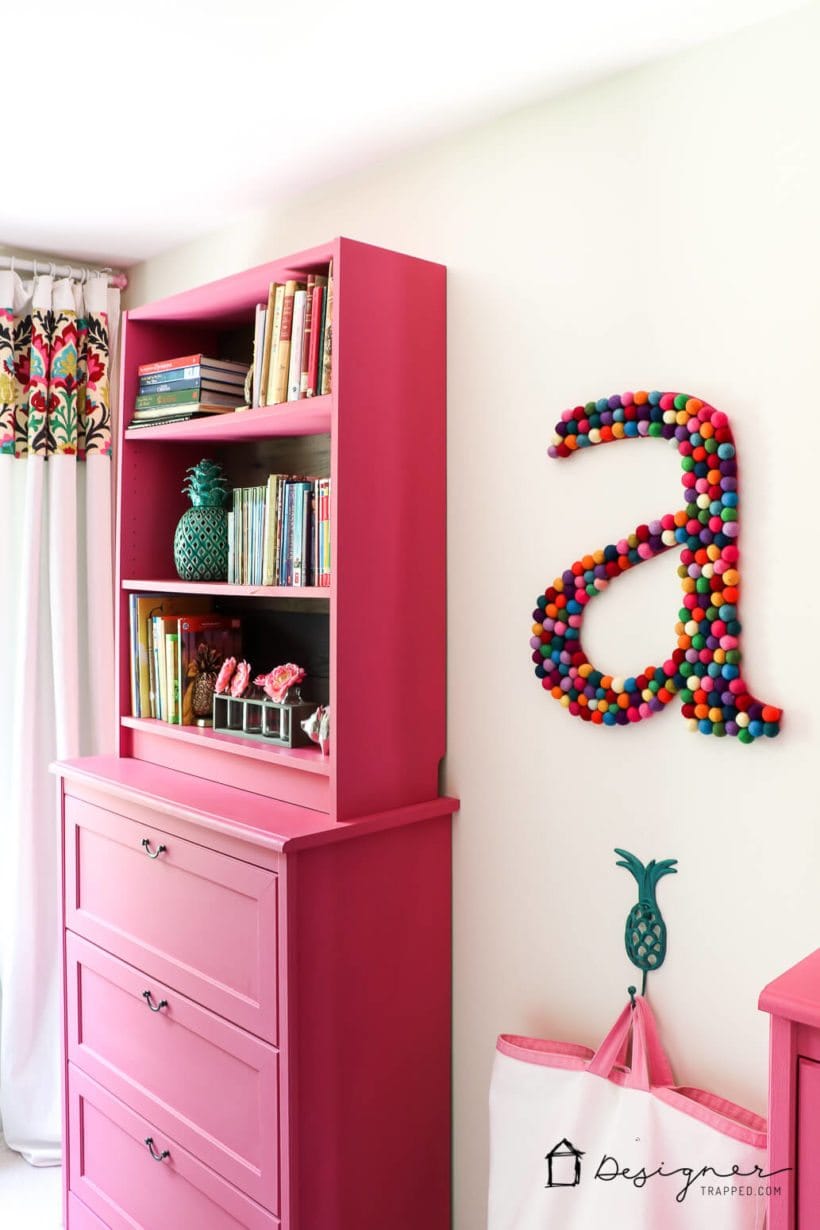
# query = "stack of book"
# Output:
<box><xmin>128</xmin><ymin>595</ymin><xmax>242</xmax><ymax>723</ymax></box>
<box><xmin>228</xmin><ymin>475</ymin><xmax>331</xmax><ymax>588</ymax></box>
<box><xmin>130</xmin><ymin>355</ymin><xmax>249</xmax><ymax>428</ymax></box>
<box><xmin>249</xmin><ymin>262</ymin><xmax>333</xmax><ymax>408</ymax></box>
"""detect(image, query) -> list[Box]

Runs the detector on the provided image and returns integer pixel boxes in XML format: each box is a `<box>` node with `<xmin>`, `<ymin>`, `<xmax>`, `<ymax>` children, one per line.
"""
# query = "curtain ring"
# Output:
<box><xmin>32</xmin><ymin>259</ymin><xmax>39</xmax><ymax>277</ymax></box>
<box><xmin>9</xmin><ymin>256</ymin><xmax>15</xmax><ymax>274</ymax></box>
<box><xmin>82</xmin><ymin>267</ymin><xmax>88</xmax><ymax>286</ymax></box>
<box><xmin>49</xmin><ymin>261</ymin><xmax>56</xmax><ymax>278</ymax></box>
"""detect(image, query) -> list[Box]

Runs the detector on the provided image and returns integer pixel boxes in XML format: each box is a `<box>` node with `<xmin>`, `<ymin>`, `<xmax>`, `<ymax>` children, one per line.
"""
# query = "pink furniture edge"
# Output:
<box><xmin>759</xmin><ymin>948</ymin><xmax>820</xmax><ymax>1229</ymax></box>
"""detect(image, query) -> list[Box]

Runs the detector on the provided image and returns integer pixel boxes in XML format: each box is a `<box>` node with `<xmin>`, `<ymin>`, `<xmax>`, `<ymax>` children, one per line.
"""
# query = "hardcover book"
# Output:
<box><xmin>287</xmin><ymin>290</ymin><xmax>307</xmax><ymax>402</ymax></box>
<box><xmin>135</xmin><ymin>388</ymin><xmax>243</xmax><ymax>410</ymax></box>
<box><xmin>138</xmin><ymin>354</ymin><xmax>249</xmax><ymax>377</ymax></box>
<box><xmin>306</xmin><ymin>284</ymin><xmax>325</xmax><ymax>397</ymax></box>
<box><xmin>264</xmin><ymin>285</ymin><xmax>286</xmax><ymax>406</ymax></box>
<box><xmin>320</xmin><ymin>261</ymin><xmax>333</xmax><ymax>396</ymax></box>
<box><xmin>177</xmin><ymin>616</ymin><xmax>242</xmax><ymax>725</ymax></box>
<box><xmin>270</xmin><ymin>280</ymin><xmax>305</xmax><ymax>405</ymax></box>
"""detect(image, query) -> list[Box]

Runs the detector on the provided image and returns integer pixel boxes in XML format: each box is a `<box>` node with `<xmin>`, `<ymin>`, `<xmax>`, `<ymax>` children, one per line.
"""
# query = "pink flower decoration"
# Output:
<box><xmin>230</xmin><ymin>660</ymin><xmax>252</xmax><ymax>697</ymax></box>
<box><xmin>258</xmin><ymin>663</ymin><xmax>306</xmax><ymax>704</ymax></box>
<box><xmin>214</xmin><ymin>656</ymin><xmax>236</xmax><ymax>694</ymax></box>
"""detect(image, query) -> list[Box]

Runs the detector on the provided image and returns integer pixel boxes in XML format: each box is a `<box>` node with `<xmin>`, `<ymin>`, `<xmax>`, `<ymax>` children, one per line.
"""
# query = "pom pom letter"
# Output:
<box><xmin>531</xmin><ymin>391</ymin><xmax>781</xmax><ymax>742</ymax></box>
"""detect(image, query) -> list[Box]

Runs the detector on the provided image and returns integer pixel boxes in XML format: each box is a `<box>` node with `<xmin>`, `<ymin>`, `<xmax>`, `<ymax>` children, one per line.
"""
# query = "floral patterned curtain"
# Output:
<box><xmin>0</xmin><ymin>275</ymin><xmax>111</xmax><ymax>458</ymax></box>
<box><xmin>0</xmin><ymin>269</ymin><xmax>119</xmax><ymax>1168</ymax></box>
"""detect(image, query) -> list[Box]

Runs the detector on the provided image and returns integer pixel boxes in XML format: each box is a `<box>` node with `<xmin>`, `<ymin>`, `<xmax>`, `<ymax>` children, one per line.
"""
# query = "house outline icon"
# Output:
<box><xmin>545</xmin><ymin>1138</ymin><xmax>585</xmax><ymax>1188</ymax></box>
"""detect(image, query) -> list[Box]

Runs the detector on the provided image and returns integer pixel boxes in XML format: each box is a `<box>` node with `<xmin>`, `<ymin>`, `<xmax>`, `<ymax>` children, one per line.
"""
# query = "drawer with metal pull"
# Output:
<box><xmin>66</xmin><ymin>932</ymin><xmax>279</xmax><ymax>1210</ymax></box>
<box><xmin>64</xmin><ymin>794</ymin><xmax>278</xmax><ymax>1042</ymax></box>
<box><xmin>68</xmin><ymin>1064</ymin><xmax>279</xmax><ymax>1229</ymax></box>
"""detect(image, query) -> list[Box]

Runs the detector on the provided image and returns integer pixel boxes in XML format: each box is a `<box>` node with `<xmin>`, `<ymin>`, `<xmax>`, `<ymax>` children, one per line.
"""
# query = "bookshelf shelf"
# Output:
<box><xmin>122</xmin><ymin>579</ymin><xmax>330</xmax><ymax>601</ymax></box>
<box><xmin>124</xmin><ymin>395</ymin><xmax>332</xmax><ymax>443</ymax></box>
<box><xmin>120</xmin><ymin>716</ymin><xmax>331</xmax><ymax>776</ymax></box>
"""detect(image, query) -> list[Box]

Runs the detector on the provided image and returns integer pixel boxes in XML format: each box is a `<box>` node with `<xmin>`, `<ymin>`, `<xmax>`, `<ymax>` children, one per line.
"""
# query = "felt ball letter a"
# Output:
<box><xmin>530</xmin><ymin>391</ymin><xmax>782</xmax><ymax>743</ymax></box>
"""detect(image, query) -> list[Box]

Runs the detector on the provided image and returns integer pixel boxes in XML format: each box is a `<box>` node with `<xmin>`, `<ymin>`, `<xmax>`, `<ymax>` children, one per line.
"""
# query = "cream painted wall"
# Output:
<box><xmin>128</xmin><ymin>5</ymin><xmax>820</xmax><ymax>1224</ymax></box>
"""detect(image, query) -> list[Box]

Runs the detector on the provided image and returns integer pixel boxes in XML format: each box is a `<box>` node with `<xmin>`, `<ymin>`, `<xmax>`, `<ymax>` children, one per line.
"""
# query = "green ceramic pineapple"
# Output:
<box><xmin>615</xmin><ymin>848</ymin><xmax>678</xmax><ymax>995</ymax></box>
<box><xmin>173</xmin><ymin>459</ymin><xmax>230</xmax><ymax>581</ymax></box>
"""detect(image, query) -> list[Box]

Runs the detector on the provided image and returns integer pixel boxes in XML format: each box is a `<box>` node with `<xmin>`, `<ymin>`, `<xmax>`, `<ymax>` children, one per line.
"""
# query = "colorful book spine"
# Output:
<box><xmin>129</xmin><ymin>595</ymin><xmax>139</xmax><ymax>716</ymax></box>
<box><xmin>139</xmin><ymin>365</ymin><xmax>244</xmax><ymax>385</ymax></box>
<box><xmin>270</xmin><ymin>280</ymin><xmax>302</xmax><ymax>405</ymax></box>
<box><xmin>320</xmin><ymin>261</ymin><xmax>333</xmax><ymax>396</ymax></box>
<box><xmin>146</xmin><ymin>615</ymin><xmax>157</xmax><ymax>717</ymax></box>
<box><xmin>260</xmin><ymin>283</ymin><xmax>279</xmax><ymax>406</ymax></box>
<box><xmin>152</xmin><ymin>615</ymin><xmax>165</xmax><ymax>721</ymax></box>
<box><xmin>292</xmin><ymin>484</ymin><xmax>304</xmax><ymax>586</ymax></box>
<box><xmin>138</xmin><ymin>354</ymin><xmax>248</xmax><ymax>376</ymax></box>
<box><xmin>165</xmin><ymin>634</ymin><xmax>179</xmax><ymax>723</ymax></box>
<box><xmin>306</xmin><ymin>285</ymin><xmax>325</xmax><ymax>398</ymax></box>
<box><xmin>139</xmin><ymin>366</ymin><xmax>205</xmax><ymax>387</ymax></box>
<box><xmin>137</xmin><ymin>377</ymin><xmax>246</xmax><ymax>397</ymax></box>
<box><xmin>135</xmin><ymin>388</ymin><xmax>242</xmax><ymax>409</ymax></box>
<box><xmin>288</xmin><ymin>291</ymin><xmax>307</xmax><ymax>402</ymax></box>
<box><xmin>252</xmin><ymin>304</ymin><xmax>267</xmax><ymax>408</ymax></box>
<box><xmin>299</xmin><ymin>275</ymin><xmax>315</xmax><ymax>398</ymax></box>
<box><xmin>321</xmin><ymin>478</ymin><xmax>331</xmax><ymax>586</ymax></box>
<box><xmin>265</xmin><ymin>285</ymin><xmax>285</xmax><ymax>406</ymax></box>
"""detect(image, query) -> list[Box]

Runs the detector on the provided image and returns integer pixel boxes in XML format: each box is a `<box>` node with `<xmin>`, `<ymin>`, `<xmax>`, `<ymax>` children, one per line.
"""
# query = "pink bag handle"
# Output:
<box><xmin>587</xmin><ymin>997</ymin><xmax>675</xmax><ymax>1090</ymax></box>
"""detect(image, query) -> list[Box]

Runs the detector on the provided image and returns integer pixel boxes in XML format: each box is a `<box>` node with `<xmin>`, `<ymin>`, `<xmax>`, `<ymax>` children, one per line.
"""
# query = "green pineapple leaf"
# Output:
<box><xmin>181</xmin><ymin>458</ymin><xmax>230</xmax><ymax>509</ymax></box>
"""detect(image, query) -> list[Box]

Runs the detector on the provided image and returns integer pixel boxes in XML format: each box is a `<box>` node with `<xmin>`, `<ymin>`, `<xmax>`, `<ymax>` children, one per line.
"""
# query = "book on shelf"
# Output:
<box><xmin>287</xmin><ymin>290</ymin><xmax>307</xmax><ymax>402</ymax></box>
<box><xmin>252</xmin><ymin>303</ymin><xmax>267</xmax><ymax>408</ymax></box>
<box><xmin>128</xmin><ymin>264</ymin><xmax>332</xmax><ymax>429</ymax></box>
<box><xmin>320</xmin><ymin>260</ymin><xmax>333</xmax><ymax>396</ymax></box>
<box><xmin>138</xmin><ymin>376</ymin><xmax>247</xmax><ymax>397</ymax></box>
<box><xmin>302</xmin><ymin>274</ymin><xmax>328</xmax><ymax>397</ymax></box>
<box><xmin>128</xmin><ymin>602</ymin><xmax>242</xmax><ymax>725</ymax></box>
<box><xmin>130</xmin><ymin>354</ymin><xmax>249</xmax><ymax>429</ymax></box>
<box><xmin>165</xmin><ymin>633</ymin><xmax>179</xmax><ymax>724</ymax></box>
<box><xmin>259</xmin><ymin>282</ymin><xmax>279</xmax><ymax>407</ymax></box>
<box><xmin>135</xmin><ymin>388</ymin><xmax>243</xmax><ymax>410</ymax></box>
<box><xmin>268</xmin><ymin>280</ymin><xmax>300</xmax><ymax>406</ymax></box>
<box><xmin>177</xmin><ymin>615</ymin><xmax>242</xmax><ymax>726</ymax></box>
<box><xmin>251</xmin><ymin>264</ymin><xmax>331</xmax><ymax>407</ymax></box>
<box><xmin>227</xmin><ymin>475</ymin><xmax>331</xmax><ymax>587</ymax></box>
<box><xmin>138</xmin><ymin>355</ymin><xmax>249</xmax><ymax>378</ymax></box>
<box><xmin>129</xmin><ymin>403</ymin><xmax>238</xmax><ymax>427</ymax></box>
<box><xmin>264</xmin><ymin>284</ymin><xmax>286</xmax><ymax>406</ymax></box>
<box><xmin>128</xmin><ymin>594</ymin><xmax>212</xmax><ymax>719</ymax></box>
<box><xmin>127</xmin><ymin>413</ymin><xmax>214</xmax><ymax>430</ymax></box>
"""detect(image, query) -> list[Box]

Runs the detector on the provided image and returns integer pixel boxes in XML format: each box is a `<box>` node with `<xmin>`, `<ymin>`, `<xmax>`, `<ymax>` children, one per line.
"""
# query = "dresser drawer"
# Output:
<box><xmin>66</xmin><ymin>932</ymin><xmax>279</xmax><ymax>1211</ymax></box>
<box><xmin>69</xmin><ymin>1065</ymin><xmax>279</xmax><ymax>1230</ymax></box>
<box><xmin>64</xmin><ymin>794</ymin><xmax>278</xmax><ymax>1042</ymax></box>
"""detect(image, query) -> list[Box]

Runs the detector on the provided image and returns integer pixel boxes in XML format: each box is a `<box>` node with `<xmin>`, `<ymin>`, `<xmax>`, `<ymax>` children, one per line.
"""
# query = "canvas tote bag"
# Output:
<box><xmin>488</xmin><ymin>996</ymin><xmax>769</xmax><ymax>1230</ymax></box>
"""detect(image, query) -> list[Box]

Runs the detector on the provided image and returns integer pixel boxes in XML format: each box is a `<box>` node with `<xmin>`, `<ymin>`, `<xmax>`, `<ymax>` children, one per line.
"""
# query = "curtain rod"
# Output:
<box><xmin>0</xmin><ymin>252</ymin><xmax>128</xmax><ymax>291</ymax></box>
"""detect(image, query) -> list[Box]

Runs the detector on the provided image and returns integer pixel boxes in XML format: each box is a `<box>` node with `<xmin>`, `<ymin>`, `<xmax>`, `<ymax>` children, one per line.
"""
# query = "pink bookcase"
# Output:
<box><xmin>760</xmin><ymin>949</ymin><xmax>820</xmax><ymax>1229</ymax></box>
<box><xmin>54</xmin><ymin>238</ymin><xmax>456</xmax><ymax>1229</ymax></box>
<box><xmin>115</xmin><ymin>237</ymin><xmax>446</xmax><ymax>820</ymax></box>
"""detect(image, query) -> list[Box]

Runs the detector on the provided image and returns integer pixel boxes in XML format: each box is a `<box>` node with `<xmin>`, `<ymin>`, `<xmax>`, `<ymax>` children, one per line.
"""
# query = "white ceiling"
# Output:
<box><xmin>1</xmin><ymin>0</ymin><xmax>807</xmax><ymax>270</ymax></box>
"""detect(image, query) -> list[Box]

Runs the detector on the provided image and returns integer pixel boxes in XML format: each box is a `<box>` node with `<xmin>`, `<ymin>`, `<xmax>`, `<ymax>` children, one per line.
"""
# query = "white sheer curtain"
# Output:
<box><xmin>0</xmin><ymin>270</ymin><xmax>118</xmax><ymax>1165</ymax></box>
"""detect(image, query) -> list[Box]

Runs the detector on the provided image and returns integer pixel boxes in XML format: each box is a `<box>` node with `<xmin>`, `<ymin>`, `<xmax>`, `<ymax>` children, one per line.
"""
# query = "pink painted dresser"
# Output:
<box><xmin>759</xmin><ymin>949</ymin><xmax>820</xmax><ymax>1229</ymax></box>
<box><xmin>54</xmin><ymin>239</ymin><xmax>456</xmax><ymax>1229</ymax></box>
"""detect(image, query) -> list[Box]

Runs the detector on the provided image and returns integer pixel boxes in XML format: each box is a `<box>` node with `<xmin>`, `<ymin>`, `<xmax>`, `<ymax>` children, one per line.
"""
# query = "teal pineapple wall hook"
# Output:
<box><xmin>614</xmin><ymin>848</ymin><xmax>678</xmax><ymax>998</ymax></box>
